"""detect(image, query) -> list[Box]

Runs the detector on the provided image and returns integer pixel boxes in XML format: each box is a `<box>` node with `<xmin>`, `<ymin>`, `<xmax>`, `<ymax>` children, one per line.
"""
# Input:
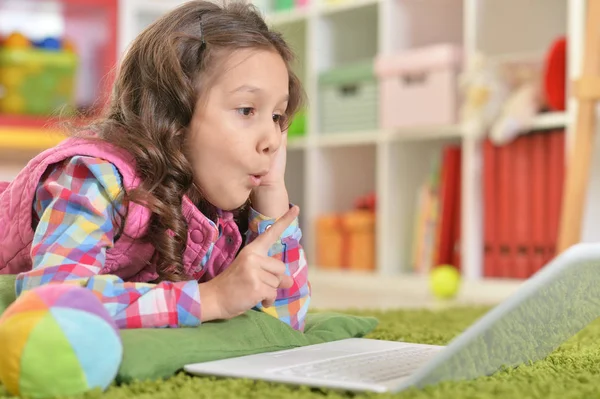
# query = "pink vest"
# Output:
<box><xmin>0</xmin><ymin>137</ymin><xmax>243</xmax><ymax>282</ymax></box>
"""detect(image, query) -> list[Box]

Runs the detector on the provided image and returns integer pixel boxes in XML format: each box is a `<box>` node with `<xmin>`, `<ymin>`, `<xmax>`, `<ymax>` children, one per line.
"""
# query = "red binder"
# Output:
<box><xmin>482</xmin><ymin>139</ymin><xmax>498</xmax><ymax>277</ymax></box>
<box><xmin>435</xmin><ymin>146</ymin><xmax>462</xmax><ymax>267</ymax></box>
<box><xmin>546</xmin><ymin>129</ymin><xmax>565</xmax><ymax>264</ymax></box>
<box><xmin>497</xmin><ymin>140</ymin><xmax>514</xmax><ymax>278</ymax></box>
<box><xmin>512</xmin><ymin>135</ymin><xmax>532</xmax><ymax>278</ymax></box>
<box><xmin>452</xmin><ymin>150</ymin><xmax>462</xmax><ymax>270</ymax></box>
<box><xmin>529</xmin><ymin>132</ymin><xmax>549</xmax><ymax>274</ymax></box>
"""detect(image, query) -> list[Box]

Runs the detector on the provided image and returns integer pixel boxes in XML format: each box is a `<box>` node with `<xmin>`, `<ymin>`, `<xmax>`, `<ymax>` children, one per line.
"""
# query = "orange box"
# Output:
<box><xmin>344</xmin><ymin>210</ymin><xmax>376</xmax><ymax>271</ymax></box>
<box><xmin>315</xmin><ymin>210</ymin><xmax>376</xmax><ymax>271</ymax></box>
<box><xmin>316</xmin><ymin>214</ymin><xmax>344</xmax><ymax>269</ymax></box>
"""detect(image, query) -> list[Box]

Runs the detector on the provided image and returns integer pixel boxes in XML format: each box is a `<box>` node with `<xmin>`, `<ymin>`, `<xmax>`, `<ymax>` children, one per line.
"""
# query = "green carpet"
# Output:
<box><xmin>3</xmin><ymin>306</ymin><xmax>600</xmax><ymax>399</ymax></box>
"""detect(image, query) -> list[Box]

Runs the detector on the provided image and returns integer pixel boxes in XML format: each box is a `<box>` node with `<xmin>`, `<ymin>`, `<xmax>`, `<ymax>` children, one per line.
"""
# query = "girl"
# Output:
<box><xmin>0</xmin><ymin>0</ymin><xmax>311</xmax><ymax>331</ymax></box>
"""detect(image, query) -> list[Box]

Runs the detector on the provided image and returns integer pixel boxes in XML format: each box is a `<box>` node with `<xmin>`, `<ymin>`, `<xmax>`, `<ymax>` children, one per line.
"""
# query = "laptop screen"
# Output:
<box><xmin>406</xmin><ymin>243</ymin><xmax>600</xmax><ymax>389</ymax></box>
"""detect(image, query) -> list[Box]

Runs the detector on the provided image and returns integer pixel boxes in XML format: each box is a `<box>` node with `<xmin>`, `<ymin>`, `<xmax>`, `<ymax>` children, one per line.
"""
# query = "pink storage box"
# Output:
<box><xmin>375</xmin><ymin>44</ymin><xmax>463</xmax><ymax>129</ymax></box>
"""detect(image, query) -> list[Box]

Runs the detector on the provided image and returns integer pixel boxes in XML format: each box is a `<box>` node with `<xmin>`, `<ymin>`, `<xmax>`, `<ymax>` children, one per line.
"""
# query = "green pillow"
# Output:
<box><xmin>0</xmin><ymin>275</ymin><xmax>378</xmax><ymax>383</ymax></box>
<box><xmin>0</xmin><ymin>275</ymin><xmax>14</xmax><ymax>314</ymax></box>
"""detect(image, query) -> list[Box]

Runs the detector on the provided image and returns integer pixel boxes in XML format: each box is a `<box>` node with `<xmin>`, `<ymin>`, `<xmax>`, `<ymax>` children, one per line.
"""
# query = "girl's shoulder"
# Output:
<box><xmin>42</xmin><ymin>155</ymin><xmax>124</xmax><ymax>202</ymax></box>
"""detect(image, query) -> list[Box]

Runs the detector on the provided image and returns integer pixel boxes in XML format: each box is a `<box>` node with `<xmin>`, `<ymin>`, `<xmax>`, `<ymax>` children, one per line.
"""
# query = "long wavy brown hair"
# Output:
<box><xmin>80</xmin><ymin>0</ymin><xmax>305</xmax><ymax>281</ymax></box>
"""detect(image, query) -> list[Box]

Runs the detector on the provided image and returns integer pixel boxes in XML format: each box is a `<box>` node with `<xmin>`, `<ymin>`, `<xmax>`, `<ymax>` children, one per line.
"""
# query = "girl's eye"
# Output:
<box><xmin>237</xmin><ymin>107</ymin><xmax>254</xmax><ymax>116</ymax></box>
<box><xmin>272</xmin><ymin>114</ymin><xmax>282</xmax><ymax>123</ymax></box>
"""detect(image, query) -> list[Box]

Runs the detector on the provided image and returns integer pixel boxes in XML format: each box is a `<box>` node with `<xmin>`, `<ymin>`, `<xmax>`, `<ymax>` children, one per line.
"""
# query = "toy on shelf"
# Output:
<box><xmin>459</xmin><ymin>37</ymin><xmax>567</xmax><ymax>146</ymax></box>
<box><xmin>355</xmin><ymin>192</ymin><xmax>376</xmax><ymax>210</ymax></box>
<box><xmin>543</xmin><ymin>36</ymin><xmax>567</xmax><ymax>112</ymax></box>
<box><xmin>316</xmin><ymin>192</ymin><xmax>376</xmax><ymax>271</ymax></box>
<box><xmin>458</xmin><ymin>52</ymin><xmax>511</xmax><ymax>140</ymax></box>
<box><xmin>489</xmin><ymin>62</ymin><xmax>543</xmax><ymax>145</ymax></box>
<box><xmin>0</xmin><ymin>284</ymin><xmax>122</xmax><ymax>399</ymax></box>
<box><xmin>0</xmin><ymin>32</ymin><xmax>79</xmax><ymax>117</ymax></box>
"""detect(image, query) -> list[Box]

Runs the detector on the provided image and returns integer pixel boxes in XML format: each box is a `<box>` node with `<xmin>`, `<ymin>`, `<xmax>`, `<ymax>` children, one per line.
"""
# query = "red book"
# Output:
<box><xmin>512</xmin><ymin>135</ymin><xmax>532</xmax><ymax>278</ymax></box>
<box><xmin>497</xmin><ymin>140</ymin><xmax>514</xmax><ymax>278</ymax></box>
<box><xmin>546</xmin><ymin>129</ymin><xmax>565</xmax><ymax>263</ymax></box>
<box><xmin>452</xmin><ymin>151</ymin><xmax>462</xmax><ymax>270</ymax></box>
<box><xmin>529</xmin><ymin>132</ymin><xmax>549</xmax><ymax>274</ymax></box>
<box><xmin>482</xmin><ymin>139</ymin><xmax>498</xmax><ymax>277</ymax></box>
<box><xmin>435</xmin><ymin>146</ymin><xmax>462</xmax><ymax>267</ymax></box>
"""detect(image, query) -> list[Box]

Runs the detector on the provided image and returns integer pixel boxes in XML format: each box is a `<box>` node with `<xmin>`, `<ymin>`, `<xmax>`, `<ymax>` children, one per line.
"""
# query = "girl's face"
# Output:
<box><xmin>187</xmin><ymin>48</ymin><xmax>290</xmax><ymax>211</ymax></box>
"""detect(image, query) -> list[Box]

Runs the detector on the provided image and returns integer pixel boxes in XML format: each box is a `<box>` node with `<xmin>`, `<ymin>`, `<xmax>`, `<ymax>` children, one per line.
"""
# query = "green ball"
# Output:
<box><xmin>430</xmin><ymin>265</ymin><xmax>461</xmax><ymax>299</ymax></box>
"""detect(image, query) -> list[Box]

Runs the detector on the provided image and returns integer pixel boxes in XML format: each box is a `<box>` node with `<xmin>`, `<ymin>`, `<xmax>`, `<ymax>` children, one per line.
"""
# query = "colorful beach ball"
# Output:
<box><xmin>0</xmin><ymin>284</ymin><xmax>123</xmax><ymax>398</ymax></box>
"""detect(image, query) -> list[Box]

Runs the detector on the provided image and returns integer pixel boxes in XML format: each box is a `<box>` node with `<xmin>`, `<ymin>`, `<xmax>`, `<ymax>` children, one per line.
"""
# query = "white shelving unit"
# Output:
<box><xmin>119</xmin><ymin>0</ymin><xmax>591</xmax><ymax>282</ymax></box>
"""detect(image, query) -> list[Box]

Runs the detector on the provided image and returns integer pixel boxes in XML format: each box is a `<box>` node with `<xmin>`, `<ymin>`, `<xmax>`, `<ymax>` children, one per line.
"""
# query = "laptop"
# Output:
<box><xmin>184</xmin><ymin>243</ymin><xmax>600</xmax><ymax>393</ymax></box>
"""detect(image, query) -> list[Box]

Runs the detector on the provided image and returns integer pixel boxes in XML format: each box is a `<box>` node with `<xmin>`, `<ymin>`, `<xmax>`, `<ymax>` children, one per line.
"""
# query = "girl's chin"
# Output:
<box><xmin>207</xmin><ymin>193</ymin><xmax>250</xmax><ymax>212</ymax></box>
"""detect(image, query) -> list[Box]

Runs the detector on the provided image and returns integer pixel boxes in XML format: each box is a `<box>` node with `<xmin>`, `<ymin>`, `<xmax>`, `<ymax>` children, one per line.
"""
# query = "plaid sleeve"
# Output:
<box><xmin>15</xmin><ymin>155</ymin><xmax>202</xmax><ymax>329</ymax></box>
<box><xmin>245</xmin><ymin>205</ymin><xmax>311</xmax><ymax>331</ymax></box>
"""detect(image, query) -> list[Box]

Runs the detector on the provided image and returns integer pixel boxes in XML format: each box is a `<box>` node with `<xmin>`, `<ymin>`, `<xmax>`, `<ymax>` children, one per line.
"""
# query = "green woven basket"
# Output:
<box><xmin>318</xmin><ymin>60</ymin><xmax>378</xmax><ymax>133</ymax></box>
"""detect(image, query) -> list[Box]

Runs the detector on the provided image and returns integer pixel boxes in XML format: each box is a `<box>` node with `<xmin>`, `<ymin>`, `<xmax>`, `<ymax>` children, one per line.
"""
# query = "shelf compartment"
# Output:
<box><xmin>0</xmin><ymin>0</ymin><xmax>117</xmax><ymax>133</ymax></box>
<box><xmin>316</xmin><ymin>4</ymin><xmax>378</xmax><ymax>70</ymax></box>
<box><xmin>266</xmin><ymin>7</ymin><xmax>310</xmax><ymax>25</ymax></box>
<box><xmin>318</xmin><ymin>0</ymin><xmax>380</xmax><ymax>16</ymax></box>
<box><xmin>475</xmin><ymin>0</ymin><xmax>566</xmax><ymax>57</ymax></box>
<box><xmin>378</xmin><ymin>137</ymin><xmax>462</xmax><ymax>275</ymax></box>
<box><xmin>284</xmin><ymin>149</ymin><xmax>307</xmax><ymax>235</ymax></box>
<box><xmin>310</xmin><ymin>145</ymin><xmax>376</xmax><ymax>215</ymax></box>
<box><xmin>387</xmin><ymin>0</ymin><xmax>463</xmax><ymax>53</ymax></box>
<box><xmin>309</xmin><ymin>145</ymin><xmax>377</xmax><ymax>271</ymax></box>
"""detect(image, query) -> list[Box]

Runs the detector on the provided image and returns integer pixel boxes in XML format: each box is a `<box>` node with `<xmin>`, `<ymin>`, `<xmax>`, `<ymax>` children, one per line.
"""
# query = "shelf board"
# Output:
<box><xmin>385</xmin><ymin>123</ymin><xmax>464</xmax><ymax>142</ymax></box>
<box><xmin>314</xmin><ymin>130</ymin><xmax>381</xmax><ymax>147</ymax></box>
<box><xmin>308</xmin><ymin>268</ymin><xmax>523</xmax><ymax>310</ymax></box>
<box><xmin>286</xmin><ymin>112</ymin><xmax>568</xmax><ymax>151</ymax></box>
<box><xmin>318</xmin><ymin>0</ymin><xmax>380</xmax><ymax>16</ymax></box>
<box><xmin>530</xmin><ymin>111</ymin><xmax>568</xmax><ymax>131</ymax></box>
<box><xmin>0</xmin><ymin>128</ymin><xmax>66</xmax><ymax>151</ymax></box>
<box><xmin>0</xmin><ymin>114</ymin><xmax>80</xmax><ymax>151</ymax></box>
<box><xmin>288</xmin><ymin>136</ymin><xmax>308</xmax><ymax>150</ymax></box>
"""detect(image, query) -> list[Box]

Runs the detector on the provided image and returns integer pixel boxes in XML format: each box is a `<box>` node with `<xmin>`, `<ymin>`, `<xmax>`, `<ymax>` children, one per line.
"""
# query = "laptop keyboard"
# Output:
<box><xmin>269</xmin><ymin>346</ymin><xmax>439</xmax><ymax>383</ymax></box>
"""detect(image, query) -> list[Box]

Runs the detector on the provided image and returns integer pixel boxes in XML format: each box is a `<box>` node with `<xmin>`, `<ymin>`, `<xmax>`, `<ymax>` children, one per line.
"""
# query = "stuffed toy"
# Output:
<box><xmin>458</xmin><ymin>52</ymin><xmax>511</xmax><ymax>138</ymax></box>
<box><xmin>0</xmin><ymin>284</ymin><xmax>123</xmax><ymax>399</ymax></box>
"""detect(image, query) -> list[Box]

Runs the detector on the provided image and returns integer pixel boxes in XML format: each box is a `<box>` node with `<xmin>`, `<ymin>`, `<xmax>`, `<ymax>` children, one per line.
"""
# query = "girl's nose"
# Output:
<box><xmin>257</xmin><ymin>118</ymin><xmax>281</xmax><ymax>154</ymax></box>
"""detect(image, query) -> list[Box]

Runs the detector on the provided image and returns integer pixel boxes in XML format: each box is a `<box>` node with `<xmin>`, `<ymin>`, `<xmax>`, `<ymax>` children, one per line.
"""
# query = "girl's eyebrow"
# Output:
<box><xmin>230</xmin><ymin>85</ymin><xmax>261</xmax><ymax>94</ymax></box>
<box><xmin>230</xmin><ymin>85</ymin><xmax>289</xmax><ymax>103</ymax></box>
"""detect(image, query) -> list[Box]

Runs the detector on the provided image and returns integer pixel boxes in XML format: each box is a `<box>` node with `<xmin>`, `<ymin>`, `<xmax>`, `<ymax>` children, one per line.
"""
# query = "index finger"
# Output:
<box><xmin>252</xmin><ymin>205</ymin><xmax>299</xmax><ymax>252</ymax></box>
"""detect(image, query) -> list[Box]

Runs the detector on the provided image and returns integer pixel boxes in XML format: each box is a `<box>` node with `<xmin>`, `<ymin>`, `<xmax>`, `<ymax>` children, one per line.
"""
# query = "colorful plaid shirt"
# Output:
<box><xmin>15</xmin><ymin>156</ymin><xmax>310</xmax><ymax>330</ymax></box>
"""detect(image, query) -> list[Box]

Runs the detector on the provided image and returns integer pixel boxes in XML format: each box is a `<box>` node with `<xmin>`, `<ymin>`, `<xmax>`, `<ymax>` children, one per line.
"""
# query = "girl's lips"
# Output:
<box><xmin>250</xmin><ymin>175</ymin><xmax>262</xmax><ymax>186</ymax></box>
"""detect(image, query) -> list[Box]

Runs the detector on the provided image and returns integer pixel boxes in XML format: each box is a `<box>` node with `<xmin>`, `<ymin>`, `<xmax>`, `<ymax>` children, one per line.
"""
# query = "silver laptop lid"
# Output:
<box><xmin>403</xmin><ymin>243</ymin><xmax>600</xmax><ymax>391</ymax></box>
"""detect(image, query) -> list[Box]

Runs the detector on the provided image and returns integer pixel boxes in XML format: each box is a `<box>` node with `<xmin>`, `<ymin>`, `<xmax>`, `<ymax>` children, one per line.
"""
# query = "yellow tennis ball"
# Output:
<box><xmin>430</xmin><ymin>265</ymin><xmax>461</xmax><ymax>299</ymax></box>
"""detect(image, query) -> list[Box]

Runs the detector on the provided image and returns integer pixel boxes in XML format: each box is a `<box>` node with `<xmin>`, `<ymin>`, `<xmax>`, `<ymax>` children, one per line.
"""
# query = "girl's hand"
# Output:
<box><xmin>259</xmin><ymin>131</ymin><xmax>287</xmax><ymax>188</ymax></box>
<box><xmin>199</xmin><ymin>206</ymin><xmax>299</xmax><ymax>321</ymax></box>
<box><xmin>250</xmin><ymin>132</ymin><xmax>289</xmax><ymax>218</ymax></box>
